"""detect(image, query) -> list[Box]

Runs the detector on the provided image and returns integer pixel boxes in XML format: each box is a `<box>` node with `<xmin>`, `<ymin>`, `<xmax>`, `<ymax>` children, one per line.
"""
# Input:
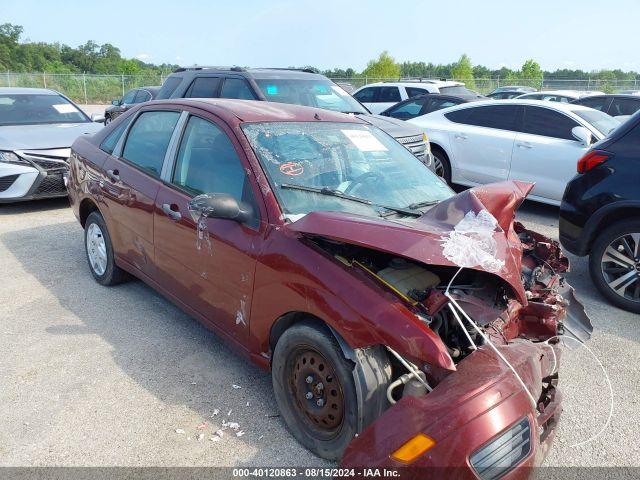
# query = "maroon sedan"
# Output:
<box><xmin>67</xmin><ymin>99</ymin><xmax>592</xmax><ymax>477</ymax></box>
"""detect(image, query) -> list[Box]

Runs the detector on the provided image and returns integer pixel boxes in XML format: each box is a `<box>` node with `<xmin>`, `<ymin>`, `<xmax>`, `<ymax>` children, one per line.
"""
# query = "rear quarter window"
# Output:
<box><xmin>157</xmin><ymin>76</ymin><xmax>182</xmax><ymax>99</ymax></box>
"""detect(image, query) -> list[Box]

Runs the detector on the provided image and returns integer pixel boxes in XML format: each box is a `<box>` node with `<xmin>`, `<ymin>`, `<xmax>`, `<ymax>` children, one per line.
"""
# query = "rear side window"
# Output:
<box><xmin>100</xmin><ymin>115</ymin><xmax>133</xmax><ymax>154</ymax></box>
<box><xmin>122</xmin><ymin>111</ymin><xmax>180</xmax><ymax>176</ymax></box>
<box><xmin>220</xmin><ymin>78</ymin><xmax>257</xmax><ymax>100</ymax></box>
<box><xmin>134</xmin><ymin>90</ymin><xmax>152</xmax><ymax>103</ymax></box>
<box><xmin>405</xmin><ymin>87</ymin><xmax>429</xmax><ymax>98</ymax></box>
<box><xmin>354</xmin><ymin>87</ymin><xmax>376</xmax><ymax>103</ymax></box>
<box><xmin>610</xmin><ymin>98</ymin><xmax>640</xmax><ymax>116</ymax></box>
<box><xmin>522</xmin><ymin>106</ymin><xmax>579</xmax><ymax>140</ymax></box>
<box><xmin>378</xmin><ymin>87</ymin><xmax>401</xmax><ymax>102</ymax></box>
<box><xmin>447</xmin><ymin>105</ymin><xmax>520</xmax><ymax>131</ymax></box>
<box><xmin>157</xmin><ymin>76</ymin><xmax>182</xmax><ymax>99</ymax></box>
<box><xmin>186</xmin><ymin>77</ymin><xmax>221</xmax><ymax>98</ymax></box>
<box><xmin>577</xmin><ymin>96</ymin><xmax>610</xmax><ymax>112</ymax></box>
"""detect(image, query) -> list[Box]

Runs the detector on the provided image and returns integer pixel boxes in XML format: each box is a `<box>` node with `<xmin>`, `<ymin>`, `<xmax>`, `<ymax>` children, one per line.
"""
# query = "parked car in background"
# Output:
<box><xmin>156</xmin><ymin>67</ymin><xmax>432</xmax><ymax>169</ymax></box>
<box><xmin>560</xmin><ymin>110</ymin><xmax>640</xmax><ymax>313</ymax></box>
<box><xmin>68</xmin><ymin>98</ymin><xmax>590</xmax><ymax>473</ymax></box>
<box><xmin>104</xmin><ymin>86</ymin><xmax>160</xmax><ymax>125</ymax></box>
<box><xmin>352</xmin><ymin>81</ymin><xmax>482</xmax><ymax>114</ymax></box>
<box><xmin>571</xmin><ymin>94</ymin><xmax>640</xmax><ymax>120</ymax></box>
<box><xmin>0</xmin><ymin>87</ymin><xmax>102</xmax><ymax>203</ymax></box>
<box><xmin>516</xmin><ymin>90</ymin><xmax>604</xmax><ymax>103</ymax></box>
<box><xmin>408</xmin><ymin>99</ymin><xmax>620</xmax><ymax>204</ymax></box>
<box><xmin>487</xmin><ymin>86</ymin><xmax>536</xmax><ymax>100</ymax></box>
<box><xmin>380</xmin><ymin>94</ymin><xmax>482</xmax><ymax>121</ymax></box>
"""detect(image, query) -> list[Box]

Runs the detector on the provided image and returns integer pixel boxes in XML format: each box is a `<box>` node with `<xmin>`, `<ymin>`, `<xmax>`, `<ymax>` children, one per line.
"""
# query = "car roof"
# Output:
<box><xmin>146</xmin><ymin>98</ymin><xmax>365</xmax><ymax>125</ymax></box>
<box><xmin>575</xmin><ymin>93</ymin><xmax>640</xmax><ymax>99</ymax></box>
<box><xmin>169</xmin><ymin>67</ymin><xmax>327</xmax><ymax>81</ymax></box>
<box><xmin>439</xmin><ymin>98</ymin><xmax>593</xmax><ymax>114</ymax></box>
<box><xmin>0</xmin><ymin>87</ymin><xmax>59</xmax><ymax>95</ymax></box>
<box><xmin>359</xmin><ymin>81</ymin><xmax>464</xmax><ymax>88</ymax></box>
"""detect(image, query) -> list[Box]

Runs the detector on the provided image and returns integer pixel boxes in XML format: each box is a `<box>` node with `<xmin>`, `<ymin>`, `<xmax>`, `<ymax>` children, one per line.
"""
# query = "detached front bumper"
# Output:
<box><xmin>341</xmin><ymin>342</ymin><xmax>561</xmax><ymax>480</ymax></box>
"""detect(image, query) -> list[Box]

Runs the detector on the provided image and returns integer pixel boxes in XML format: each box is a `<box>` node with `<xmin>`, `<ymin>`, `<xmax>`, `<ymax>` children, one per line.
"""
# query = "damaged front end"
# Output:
<box><xmin>289</xmin><ymin>181</ymin><xmax>593</xmax><ymax>474</ymax></box>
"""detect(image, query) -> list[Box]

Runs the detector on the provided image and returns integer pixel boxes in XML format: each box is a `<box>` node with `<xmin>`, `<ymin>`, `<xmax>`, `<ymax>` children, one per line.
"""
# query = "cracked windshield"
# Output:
<box><xmin>242</xmin><ymin>122</ymin><xmax>453</xmax><ymax>218</ymax></box>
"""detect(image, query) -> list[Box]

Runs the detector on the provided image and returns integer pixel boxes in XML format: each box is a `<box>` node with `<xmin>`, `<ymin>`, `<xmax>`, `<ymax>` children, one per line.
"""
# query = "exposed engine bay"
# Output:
<box><xmin>309</xmin><ymin>221</ymin><xmax>581</xmax><ymax>379</ymax></box>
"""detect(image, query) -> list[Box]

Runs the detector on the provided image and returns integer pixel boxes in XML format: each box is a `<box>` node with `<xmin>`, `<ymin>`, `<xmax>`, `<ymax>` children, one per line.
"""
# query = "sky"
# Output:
<box><xmin>2</xmin><ymin>0</ymin><xmax>638</xmax><ymax>72</ymax></box>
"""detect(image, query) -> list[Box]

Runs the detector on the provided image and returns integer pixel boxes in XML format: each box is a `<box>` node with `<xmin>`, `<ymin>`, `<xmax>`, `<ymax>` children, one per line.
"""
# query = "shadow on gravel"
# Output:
<box><xmin>1</xmin><ymin>220</ymin><xmax>325</xmax><ymax>466</ymax></box>
<box><xmin>0</xmin><ymin>197</ymin><xmax>70</xmax><ymax>216</ymax></box>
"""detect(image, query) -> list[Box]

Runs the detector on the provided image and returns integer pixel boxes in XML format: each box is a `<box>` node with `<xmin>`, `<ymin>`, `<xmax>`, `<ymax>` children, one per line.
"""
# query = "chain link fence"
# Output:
<box><xmin>2</xmin><ymin>72</ymin><xmax>639</xmax><ymax>103</ymax></box>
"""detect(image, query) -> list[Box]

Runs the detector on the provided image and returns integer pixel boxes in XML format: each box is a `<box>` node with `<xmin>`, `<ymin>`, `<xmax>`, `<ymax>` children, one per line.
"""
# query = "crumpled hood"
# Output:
<box><xmin>0</xmin><ymin>122</ymin><xmax>102</xmax><ymax>151</ymax></box>
<box><xmin>356</xmin><ymin>113</ymin><xmax>424</xmax><ymax>138</ymax></box>
<box><xmin>287</xmin><ymin>181</ymin><xmax>534</xmax><ymax>303</ymax></box>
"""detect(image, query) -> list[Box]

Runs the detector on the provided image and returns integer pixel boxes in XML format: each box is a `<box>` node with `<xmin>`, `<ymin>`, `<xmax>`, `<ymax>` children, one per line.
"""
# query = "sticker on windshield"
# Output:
<box><xmin>280</xmin><ymin>162</ymin><xmax>304</xmax><ymax>176</ymax></box>
<box><xmin>341</xmin><ymin>129</ymin><xmax>388</xmax><ymax>152</ymax></box>
<box><xmin>52</xmin><ymin>104</ymin><xmax>77</xmax><ymax>114</ymax></box>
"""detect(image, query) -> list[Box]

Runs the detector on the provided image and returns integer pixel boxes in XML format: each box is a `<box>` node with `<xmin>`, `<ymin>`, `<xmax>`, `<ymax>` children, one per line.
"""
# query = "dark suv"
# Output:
<box><xmin>156</xmin><ymin>67</ymin><xmax>433</xmax><ymax>170</ymax></box>
<box><xmin>560</xmin><ymin>110</ymin><xmax>640</xmax><ymax>312</ymax></box>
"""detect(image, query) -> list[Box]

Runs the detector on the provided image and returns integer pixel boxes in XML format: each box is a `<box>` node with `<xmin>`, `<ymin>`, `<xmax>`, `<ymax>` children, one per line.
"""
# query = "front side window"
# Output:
<box><xmin>134</xmin><ymin>90</ymin><xmax>152</xmax><ymax>103</ymax></box>
<box><xmin>122</xmin><ymin>90</ymin><xmax>137</xmax><ymax>105</ymax></box>
<box><xmin>100</xmin><ymin>115</ymin><xmax>134</xmax><ymax>154</ymax></box>
<box><xmin>387</xmin><ymin>99</ymin><xmax>426</xmax><ymax>120</ymax></box>
<box><xmin>353</xmin><ymin>87</ymin><xmax>376</xmax><ymax>103</ymax></box>
<box><xmin>220</xmin><ymin>78</ymin><xmax>257</xmax><ymax>100</ymax></box>
<box><xmin>157</xmin><ymin>76</ymin><xmax>182</xmax><ymax>98</ymax></box>
<box><xmin>0</xmin><ymin>93</ymin><xmax>88</xmax><ymax>126</ymax></box>
<box><xmin>172</xmin><ymin>116</ymin><xmax>251</xmax><ymax>203</ymax></box>
<box><xmin>522</xmin><ymin>107</ymin><xmax>578</xmax><ymax>140</ymax></box>
<box><xmin>242</xmin><ymin>122</ymin><xmax>453</xmax><ymax>218</ymax></box>
<box><xmin>122</xmin><ymin>111</ymin><xmax>180</xmax><ymax>176</ymax></box>
<box><xmin>186</xmin><ymin>77</ymin><xmax>221</xmax><ymax>98</ymax></box>
<box><xmin>255</xmin><ymin>79</ymin><xmax>367</xmax><ymax>113</ymax></box>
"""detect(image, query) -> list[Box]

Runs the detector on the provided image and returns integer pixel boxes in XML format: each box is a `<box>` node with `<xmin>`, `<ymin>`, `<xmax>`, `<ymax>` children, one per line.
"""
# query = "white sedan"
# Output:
<box><xmin>408</xmin><ymin>99</ymin><xmax>620</xmax><ymax>205</ymax></box>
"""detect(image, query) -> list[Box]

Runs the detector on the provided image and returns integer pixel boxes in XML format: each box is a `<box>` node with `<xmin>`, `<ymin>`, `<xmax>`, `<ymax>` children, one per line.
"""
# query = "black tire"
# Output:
<box><xmin>84</xmin><ymin>211</ymin><xmax>127</xmax><ymax>286</ymax></box>
<box><xmin>589</xmin><ymin>219</ymin><xmax>640</xmax><ymax>313</ymax></box>
<box><xmin>104</xmin><ymin>115</ymin><xmax>112</xmax><ymax>126</ymax></box>
<box><xmin>432</xmin><ymin>147</ymin><xmax>452</xmax><ymax>184</ymax></box>
<box><xmin>272</xmin><ymin>321</ymin><xmax>360</xmax><ymax>460</ymax></box>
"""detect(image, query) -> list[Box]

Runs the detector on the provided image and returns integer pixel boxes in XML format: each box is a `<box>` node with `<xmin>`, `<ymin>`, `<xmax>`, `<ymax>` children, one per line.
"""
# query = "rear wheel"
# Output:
<box><xmin>104</xmin><ymin>115</ymin><xmax>112</xmax><ymax>126</ymax></box>
<box><xmin>272</xmin><ymin>321</ymin><xmax>387</xmax><ymax>460</ymax></box>
<box><xmin>589</xmin><ymin>219</ymin><xmax>640</xmax><ymax>313</ymax></box>
<box><xmin>84</xmin><ymin>211</ymin><xmax>126</xmax><ymax>286</ymax></box>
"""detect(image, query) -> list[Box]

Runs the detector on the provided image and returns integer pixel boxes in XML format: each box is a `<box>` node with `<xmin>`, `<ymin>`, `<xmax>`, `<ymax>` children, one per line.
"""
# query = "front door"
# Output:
<box><xmin>153</xmin><ymin>112</ymin><xmax>264</xmax><ymax>346</ymax></box>
<box><xmin>100</xmin><ymin>109</ymin><xmax>181</xmax><ymax>276</ymax></box>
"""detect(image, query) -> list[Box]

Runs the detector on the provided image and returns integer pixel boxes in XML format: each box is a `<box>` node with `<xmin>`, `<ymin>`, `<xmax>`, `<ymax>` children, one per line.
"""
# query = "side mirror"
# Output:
<box><xmin>112</xmin><ymin>99</ymin><xmax>121</xmax><ymax>106</ymax></box>
<box><xmin>90</xmin><ymin>113</ymin><xmax>105</xmax><ymax>123</ymax></box>
<box><xmin>188</xmin><ymin>193</ymin><xmax>253</xmax><ymax>224</ymax></box>
<box><xmin>572</xmin><ymin>126</ymin><xmax>592</xmax><ymax>146</ymax></box>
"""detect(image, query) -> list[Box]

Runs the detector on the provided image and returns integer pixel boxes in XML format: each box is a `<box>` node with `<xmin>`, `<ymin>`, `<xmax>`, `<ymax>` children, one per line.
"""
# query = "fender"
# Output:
<box><xmin>581</xmin><ymin>200</ymin><xmax>640</xmax><ymax>254</ymax></box>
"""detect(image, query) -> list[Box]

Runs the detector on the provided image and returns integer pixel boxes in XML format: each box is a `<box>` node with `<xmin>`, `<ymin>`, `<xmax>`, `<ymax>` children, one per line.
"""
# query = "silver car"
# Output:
<box><xmin>0</xmin><ymin>87</ymin><xmax>103</xmax><ymax>203</ymax></box>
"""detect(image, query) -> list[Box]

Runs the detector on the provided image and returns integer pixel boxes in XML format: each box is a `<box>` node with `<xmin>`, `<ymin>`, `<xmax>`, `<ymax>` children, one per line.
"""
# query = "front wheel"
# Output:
<box><xmin>589</xmin><ymin>219</ymin><xmax>640</xmax><ymax>313</ymax></box>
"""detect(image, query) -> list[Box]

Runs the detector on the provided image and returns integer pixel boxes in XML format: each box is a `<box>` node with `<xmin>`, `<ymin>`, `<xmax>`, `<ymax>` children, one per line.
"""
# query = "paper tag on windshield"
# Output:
<box><xmin>52</xmin><ymin>104</ymin><xmax>77</xmax><ymax>114</ymax></box>
<box><xmin>341</xmin><ymin>129</ymin><xmax>387</xmax><ymax>152</ymax></box>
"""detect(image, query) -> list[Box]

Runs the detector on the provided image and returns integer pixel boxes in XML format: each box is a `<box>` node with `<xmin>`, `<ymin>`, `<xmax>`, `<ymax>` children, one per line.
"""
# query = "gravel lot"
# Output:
<box><xmin>0</xmin><ymin>197</ymin><xmax>638</xmax><ymax>467</ymax></box>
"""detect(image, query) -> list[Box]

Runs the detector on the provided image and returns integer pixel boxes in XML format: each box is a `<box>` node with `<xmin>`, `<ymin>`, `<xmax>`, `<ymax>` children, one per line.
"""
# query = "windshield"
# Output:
<box><xmin>0</xmin><ymin>94</ymin><xmax>88</xmax><ymax>126</ymax></box>
<box><xmin>573</xmin><ymin>109</ymin><xmax>621</xmax><ymax>136</ymax></box>
<box><xmin>254</xmin><ymin>79</ymin><xmax>368</xmax><ymax>114</ymax></box>
<box><xmin>242</xmin><ymin>121</ymin><xmax>453</xmax><ymax>218</ymax></box>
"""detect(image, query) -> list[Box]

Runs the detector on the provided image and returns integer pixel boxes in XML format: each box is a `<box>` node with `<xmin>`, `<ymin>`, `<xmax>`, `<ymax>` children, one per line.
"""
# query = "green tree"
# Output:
<box><xmin>451</xmin><ymin>54</ymin><xmax>475</xmax><ymax>88</ymax></box>
<box><xmin>519</xmin><ymin>59</ymin><xmax>543</xmax><ymax>88</ymax></box>
<box><xmin>362</xmin><ymin>51</ymin><xmax>400</xmax><ymax>79</ymax></box>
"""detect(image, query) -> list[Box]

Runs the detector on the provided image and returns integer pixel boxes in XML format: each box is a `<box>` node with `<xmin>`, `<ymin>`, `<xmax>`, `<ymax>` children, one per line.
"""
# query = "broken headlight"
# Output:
<box><xmin>0</xmin><ymin>151</ymin><xmax>27</xmax><ymax>165</ymax></box>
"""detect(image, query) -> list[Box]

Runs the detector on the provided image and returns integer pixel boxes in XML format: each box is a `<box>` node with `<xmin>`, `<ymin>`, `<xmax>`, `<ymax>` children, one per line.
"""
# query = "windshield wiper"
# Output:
<box><xmin>407</xmin><ymin>199</ymin><xmax>440</xmax><ymax>210</ymax></box>
<box><xmin>280</xmin><ymin>183</ymin><xmax>422</xmax><ymax>217</ymax></box>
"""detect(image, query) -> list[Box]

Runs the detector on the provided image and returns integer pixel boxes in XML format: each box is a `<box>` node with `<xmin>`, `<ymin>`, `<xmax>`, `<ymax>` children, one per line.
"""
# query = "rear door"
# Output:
<box><xmin>510</xmin><ymin>105</ymin><xmax>587</xmax><ymax>202</ymax></box>
<box><xmin>446</xmin><ymin>104</ymin><xmax>520</xmax><ymax>185</ymax></box>
<box><xmin>101</xmin><ymin>108</ymin><xmax>181</xmax><ymax>276</ymax></box>
<box><xmin>153</xmin><ymin>110</ymin><xmax>265</xmax><ymax>346</ymax></box>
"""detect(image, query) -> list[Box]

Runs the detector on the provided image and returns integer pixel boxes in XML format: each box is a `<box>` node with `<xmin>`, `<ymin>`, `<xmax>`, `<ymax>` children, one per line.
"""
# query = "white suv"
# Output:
<box><xmin>353</xmin><ymin>81</ymin><xmax>477</xmax><ymax>114</ymax></box>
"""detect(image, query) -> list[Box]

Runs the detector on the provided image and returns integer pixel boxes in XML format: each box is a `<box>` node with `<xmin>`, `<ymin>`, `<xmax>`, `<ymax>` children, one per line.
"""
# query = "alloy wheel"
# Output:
<box><xmin>600</xmin><ymin>232</ymin><xmax>640</xmax><ymax>302</ymax></box>
<box><xmin>433</xmin><ymin>155</ymin><xmax>445</xmax><ymax>178</ymax></box>
<box><xmin>87</xmin><ymin>223</ymin><xmax>108</xmax><ymax>276</ymax></box>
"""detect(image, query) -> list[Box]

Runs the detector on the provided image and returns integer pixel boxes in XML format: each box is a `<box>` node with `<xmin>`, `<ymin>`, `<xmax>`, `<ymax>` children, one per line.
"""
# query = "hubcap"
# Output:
<box><xmin>433</xmin><ymin>155</ymin><xmax>445</xmax><ymax>178</ymax></box>
<box><xmin>290</xmin><ymin>348</ymin><xmax>345</xmax><ymax>436</ymax></box>
<box><xmin>86</xmin><ymin>223</ymin><xmax>108</xmax><ymax>276</ymax></box>
<box><xmin>601</xmin><ymin>232</ymin><xmax>640</xmax><ymax>302</ymax></box>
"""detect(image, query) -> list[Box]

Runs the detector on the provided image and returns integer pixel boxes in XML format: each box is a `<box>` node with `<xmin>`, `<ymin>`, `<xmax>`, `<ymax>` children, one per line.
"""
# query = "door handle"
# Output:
<box><xmin>454</xmin><ymin>133</ymin><xmax>468</xmax><ymax>140</ymax></box>
<box><xmin>106</xmin><ymin>169</ymin><xmax>120</xmax><ymax>181</ymax></box>
<box><xmin>161</xmin><ymin>203</ymin><xmax>182</xmax><ymax>221</ymax></box>
<box><xmin>517</xmin><ymin>142</ymin><xmax>533</xmax><ymax>149</ymax></box>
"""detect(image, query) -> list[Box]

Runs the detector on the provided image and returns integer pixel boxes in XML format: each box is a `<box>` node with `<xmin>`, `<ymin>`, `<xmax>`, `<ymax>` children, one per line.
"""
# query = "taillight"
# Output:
<box><xmin>577</xmin><ymin>150</ymin><xmax>610</xmax><ymax>174</ymax></box>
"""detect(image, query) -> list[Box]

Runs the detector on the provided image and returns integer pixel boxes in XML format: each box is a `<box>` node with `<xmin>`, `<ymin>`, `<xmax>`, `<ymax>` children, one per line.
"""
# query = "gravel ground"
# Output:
<box><xmin>0</xmin><ymin>197</ymin><xmax>638</xmax><ymax>467</ymax></box>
